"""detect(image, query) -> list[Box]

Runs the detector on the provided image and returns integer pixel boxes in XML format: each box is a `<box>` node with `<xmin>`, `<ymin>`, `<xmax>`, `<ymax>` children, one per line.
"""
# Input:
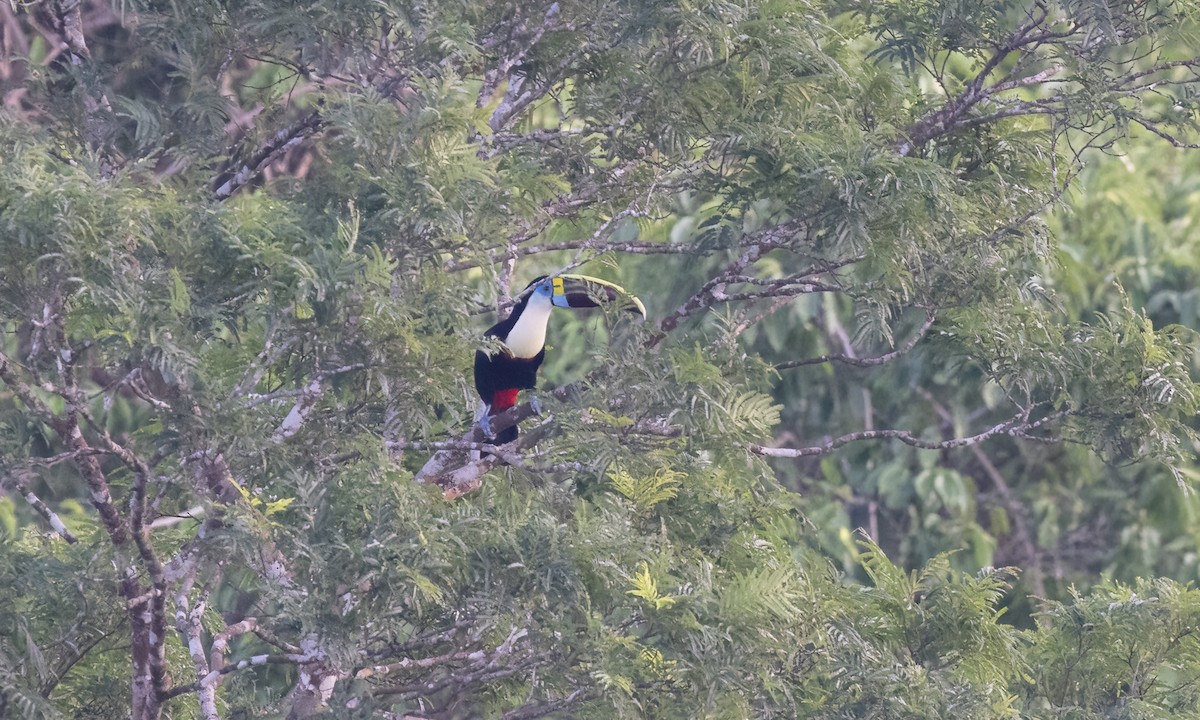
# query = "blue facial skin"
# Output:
<box><xmin>529</xmin><ymin>277</ymin><xmax>571</xmax><ymax>307</ymax></box>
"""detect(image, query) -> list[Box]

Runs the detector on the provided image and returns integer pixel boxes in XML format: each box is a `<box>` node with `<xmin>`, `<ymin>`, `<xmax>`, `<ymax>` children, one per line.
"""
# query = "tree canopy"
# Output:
<box><xmin>3</xmin><ymin>0</ymin><xmax>1200</xmax><ymax>717</ymax></box>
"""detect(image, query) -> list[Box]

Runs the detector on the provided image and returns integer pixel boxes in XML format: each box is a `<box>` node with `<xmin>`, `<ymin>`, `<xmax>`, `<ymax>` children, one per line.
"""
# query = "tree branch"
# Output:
<box><xmin>753</xmin><ymin>408</ymin><xmax>1067</xmax><ymax>458</ymax></box>
<box><xmin>3</xmin><ymin>468</ymin><xmax>77</xmax><ymax>543</ymax></box>
<box><xmin>159</xmin><ymin>655</ymin><xmax>293</xmax><ymax>701</ymax></box>
<box><xmin>655</xmin><ymin>220</ymin><xmax>803</xmax><ymax>338</ymax></box>
<box><xmin>173</xmin><ymin>573</ymin><xmax>220</xmax><ymax>720</ymax></box>
<box><xmin>478</xmin><ymin>3</ymin><xmax>565</xmax><ymax>111</ymax></box>
<box><xmin>371</xmin><ymin>627</ymin><xmax>532</xmax><ymax>698</ymax></box>
<box><xmin>777</xmin><ymin>309</ymin><xmax>936</xmax><ymax>370</ymax></box>
<box><xmin>500</xmin><ymin>687</ymin><xmax>593</xmax><ymax>720</ymax></box>
<box><xmin>413</xmin><ymin>384</ymin><xmax>578</xmax><ymax>489</ymax></box>
<box><xmin>212</xmin><ymin>110</ymin><xmax>323</xmax><ymax>199</ymax></box>
<box><xmin>271</xmin><ymin>377</ymin><xmax>324</xmax><ymax>443</ymax></box>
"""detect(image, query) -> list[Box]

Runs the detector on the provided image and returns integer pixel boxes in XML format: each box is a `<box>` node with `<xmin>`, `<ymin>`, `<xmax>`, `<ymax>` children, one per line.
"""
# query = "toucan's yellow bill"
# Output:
<box><xmin>552</xmin><ymin>274</ymin><xmax>646</xmax><ymax>318</ymax></box>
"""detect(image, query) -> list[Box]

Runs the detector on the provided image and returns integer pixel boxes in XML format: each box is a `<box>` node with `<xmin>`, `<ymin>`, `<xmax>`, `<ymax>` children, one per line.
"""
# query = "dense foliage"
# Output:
<box><xmin>2</xmin><ymin>0</ymin><xmax>1200</xmax><ymax>717</ymax></box>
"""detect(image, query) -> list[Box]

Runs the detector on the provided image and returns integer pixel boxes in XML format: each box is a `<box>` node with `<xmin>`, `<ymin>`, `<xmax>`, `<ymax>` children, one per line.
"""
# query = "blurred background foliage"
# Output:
<box><xmin>539</xmin><ymin>123</ymin><xmax>1200</xmax><ymax>615</ymax></box>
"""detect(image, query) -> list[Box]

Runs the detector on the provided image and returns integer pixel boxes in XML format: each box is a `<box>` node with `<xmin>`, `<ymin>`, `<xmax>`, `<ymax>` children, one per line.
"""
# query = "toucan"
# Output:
<box><xmin>474</xmin><ymin>274</ymin><xmax>646</xmax><ymax>443</ymax></box>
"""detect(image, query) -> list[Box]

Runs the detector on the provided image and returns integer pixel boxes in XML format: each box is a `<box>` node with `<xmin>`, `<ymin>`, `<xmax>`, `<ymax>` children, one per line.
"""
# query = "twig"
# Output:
<box><xmin>776</xmin><ymin>310</ymin><xmax>936</xmax><ymax>370</ymax></box>
<box><xmin>148</xmin><ymin>506</ymin><xmax>205</xmax><ymax>530</ymax></box>
<box><xmin>752</xmin><ymin>408</ymin><xmax>1067</xmax><ymax>458</ymax></box>
<box><xmin>4</xmin><ymin>469</ymin><xmax>78</xmax><ymax>543</ymax></box>
<box><xmin>655</xmin><ymin>221</ymin><xmax>802</xmax><ymax>339</ymax></box>
<box><xmin>212</xmin><ymin>110</ymin><xmax>324</xmax><ymax>199</ymax></box>
<box><xmin>500</xmin><ymin>687</ymin><xmax>594</xmax><ymax>720</ymax></box>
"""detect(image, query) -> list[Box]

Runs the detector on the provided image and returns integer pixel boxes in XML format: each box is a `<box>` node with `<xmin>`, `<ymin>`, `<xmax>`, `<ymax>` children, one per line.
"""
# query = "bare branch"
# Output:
<box><xmin>286</xmin><ymin>636</ymin><xmax>346</xmax><ymax>719</ymax></box>
<box><xmin>160</xmin><ymin>655</ymin><xmax>293</xmax><ymax>701</ymax></box>
<box><xmin>915</xmin><ymin>388</ymin><xmax>1046</xmax><ymax>596</ymax></box>
<box><xmin>497</xmin><ymin>244</ymin><xmax>519</xmax><ymax>313</ymax></box>
<box><xmin>402</xmin><ymin>439</ymin><xmax>520</xmax><ymax>454</ymax></box>
<box><xmin>3</xmin><ymin>468</ymin><xmax>78</xmax><ymax>543</ymax></box>
<box><xmin>148</xmin><ymin>506</ymin><xmax>205</xmax><ymax>531</ymax></box>
<box><xmin>501</xmin><ymin>688</ymin><xmax>593</xmax><ymax>720</ymax></box>
<box><xmin>231</xmin><ymin>326</ymin><xmax>294</xmax><ymax>399</ymax></box>
<box><xmin>0</xmin><ymin>351</ymin><xmax>58</xmax><ymax>421</ymax></box>
<box><xmin>655</xmin><ymin>220</ymin><xmax>803</xmax><ymax>338</ymax></box>
<box><xmin>438</xmin><ymin>419</ymin><xmax>556</xmax><ymax>499</ymax></box>
<box><xmin>271</xmin><ymin>377</ymin><xmax>325</xmax><ymax>443</ymax></box>
<box><xmin>488</xmin><ymin>20</ymin><xmax>632</xmax><ymax>132</ymax></box>
<box><xmin>413</xmin><ymin>384</ymin><xmax>577</xmax><ymax>488</ymax></box>
<box><xmin>704</xmin><ymin>281</ymin><xmax>840</xmax><ymax>305</ymax></box>
<box><xmin>174</xmin><ymin>573</ymin><xmax>220</xmax><ymax>720</ymax></box>
<box><xmin>481</xmin><ymin>123</ymin><xmax>619</xmax><ymax>159</ymax></box>
<box><xmin>987</xmin><ymin>63</ymin><xmax>1065</xmax><ymax>94</ymax></box>
<box><xmin>371</xmin><ymin>627</ymin><xmax>532</xmax><ymax>698</ymax></box>
<box><xmin>1130</xmin><ymin>116</ymin><xmax>1200</xmax><ymax>150</ymax></box>
<box><xmin>210</xmin><ymin>618</ymin><xmax>259</xmax><ymax>684</ymax></box>
<box><xmin>478</xmin><ymin>3</ymin><xmax>565</xmax><ymax>110</ymax></box>
<box><xmin>752</xmin><ymin>408</ymin><xmax>1067</xmax><ymax>458</ymax></box>
<box><xmin>777</xmin><ymin>310</ymin><xmax>936</xmax><ymax>370</ymax></box>
<box><xmin>212</xmin><ymin>110</ymin><xmax>323</xmax><ymax>199</ymax></box>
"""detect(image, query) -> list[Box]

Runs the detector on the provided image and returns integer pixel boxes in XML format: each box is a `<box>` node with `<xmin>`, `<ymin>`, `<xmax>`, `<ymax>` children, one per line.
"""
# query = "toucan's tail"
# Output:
<box><xmin>490</xmin><ymin>419</ymin><xmax>518</xmax><ymax>445</ymax></box>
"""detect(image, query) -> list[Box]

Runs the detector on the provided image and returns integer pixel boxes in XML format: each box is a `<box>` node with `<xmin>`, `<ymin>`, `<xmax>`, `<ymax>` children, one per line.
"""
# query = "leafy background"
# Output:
<box><xmin>3</xmin><ymin>0</ymin><xmax>1200</xmax><ymax>718</ymax></box>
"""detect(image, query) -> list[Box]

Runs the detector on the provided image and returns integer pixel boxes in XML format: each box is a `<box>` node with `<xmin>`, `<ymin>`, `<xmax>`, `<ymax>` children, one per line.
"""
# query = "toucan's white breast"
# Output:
<box><xmin>504</xmin><ymin>296</ymin><xmax>552</xmax><ymax>358</ymax></box>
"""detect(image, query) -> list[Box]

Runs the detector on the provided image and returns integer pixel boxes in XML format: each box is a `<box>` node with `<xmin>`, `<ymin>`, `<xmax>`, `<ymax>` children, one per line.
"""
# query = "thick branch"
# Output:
<box><xmin>173</xmin><ymin>575</ymin><xmax>219</xmax><ymax>720</ymax></box>
<box><xmin>271</xmin><ymin>377</ymin><xmax>324</xmax><ymax>443</ymax></box>
<box><xmin>437</xmin><ymin>419</ymin><xmax>556</xmax><ymax>499</ymax></box>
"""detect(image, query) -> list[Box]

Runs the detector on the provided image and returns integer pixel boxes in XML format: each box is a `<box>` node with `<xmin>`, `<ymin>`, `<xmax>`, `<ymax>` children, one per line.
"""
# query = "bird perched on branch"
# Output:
<box><xmin>474</xmin><ymin>274</ymin><xmax>645</xmax><ymax>442</ymax></box>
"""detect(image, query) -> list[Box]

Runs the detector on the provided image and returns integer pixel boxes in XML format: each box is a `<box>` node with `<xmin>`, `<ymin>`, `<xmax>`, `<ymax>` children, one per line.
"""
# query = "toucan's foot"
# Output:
<box><xmin>478</xmin><ymin>412</ymin><xmax>495</xmax><ymax>440</ymax></box>
<box><xmin>529</xmin><ymin>394</ymin><xmax>543</xmax><ymax>416</ymax></box>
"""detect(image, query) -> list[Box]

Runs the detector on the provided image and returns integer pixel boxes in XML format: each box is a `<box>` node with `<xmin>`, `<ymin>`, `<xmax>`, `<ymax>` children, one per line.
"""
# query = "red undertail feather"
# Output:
<box><xmin>490</xmin><ymin>388</ymin><xmax>520</xmax><ymax>414</ymax></box>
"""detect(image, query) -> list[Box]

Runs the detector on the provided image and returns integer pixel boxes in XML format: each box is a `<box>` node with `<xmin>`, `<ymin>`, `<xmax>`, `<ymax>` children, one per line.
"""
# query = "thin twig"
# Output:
<box><xmin>752</xmin><ymin>408</ymin><xmax>1067</xmax><ymax>458</ymax></box>
<box><xmin>777</xmin><ymin>310</ymin><xmax>936</xmax><ymax>370</ymax></box>
<box><xmin>4</xmin><ymin>469</ymin><xmax>78</xmax><ymax>543</ymax></box>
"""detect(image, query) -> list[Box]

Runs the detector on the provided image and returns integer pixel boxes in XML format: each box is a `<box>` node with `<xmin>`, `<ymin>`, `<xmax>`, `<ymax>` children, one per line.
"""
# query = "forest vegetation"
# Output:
<box><xmin>3</xmin><ymin>0</ymin><xmax>1200</xmax><ymax>718</ymax></box>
